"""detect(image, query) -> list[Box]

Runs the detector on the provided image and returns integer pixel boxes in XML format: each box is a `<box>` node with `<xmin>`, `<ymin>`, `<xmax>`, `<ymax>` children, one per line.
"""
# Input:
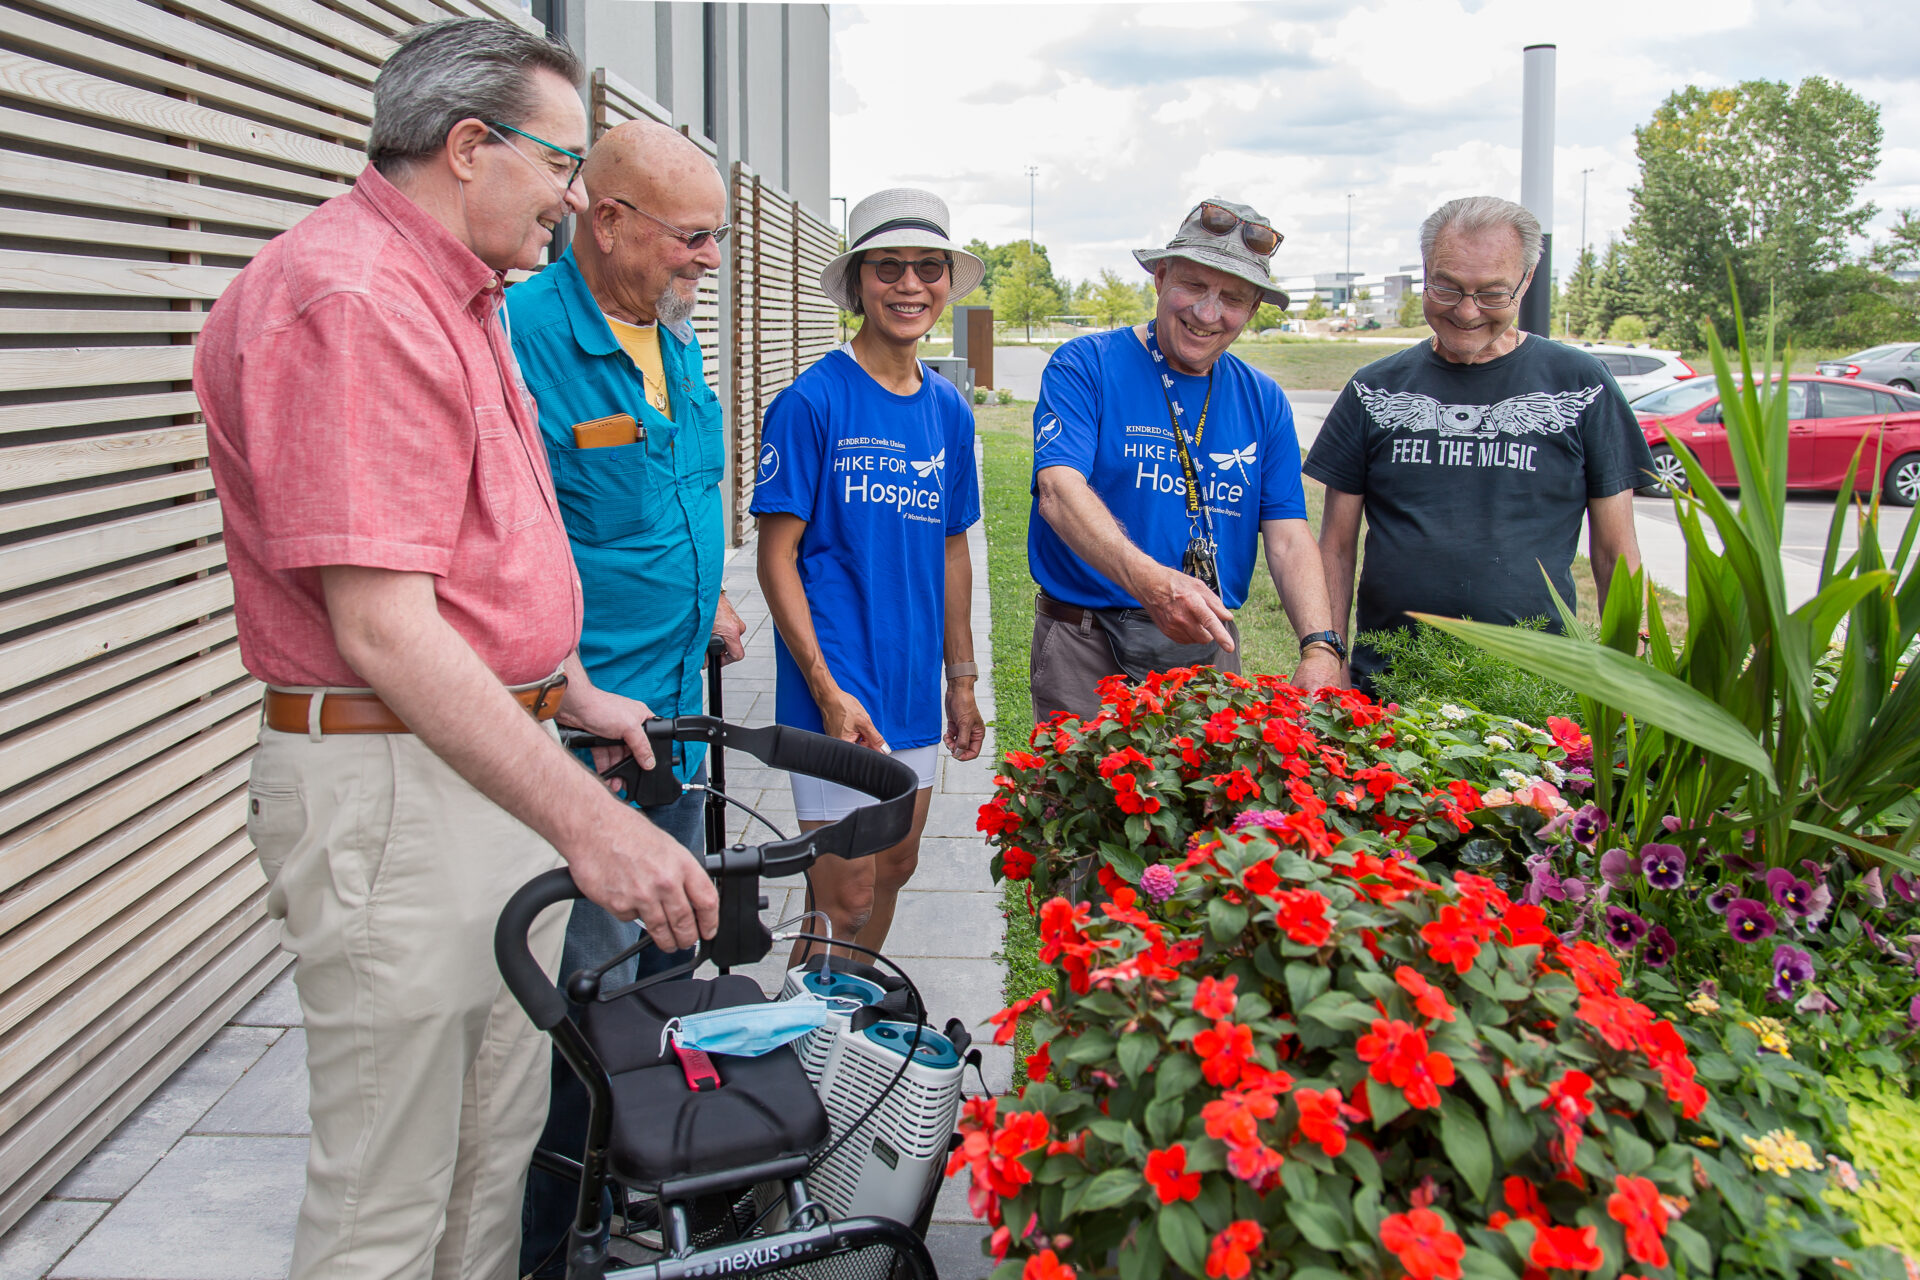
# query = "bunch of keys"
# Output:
<box><xmin>1183</xmin><ymin>534</ymin><xmax>1220</xmax><ymax>596</ymax></box>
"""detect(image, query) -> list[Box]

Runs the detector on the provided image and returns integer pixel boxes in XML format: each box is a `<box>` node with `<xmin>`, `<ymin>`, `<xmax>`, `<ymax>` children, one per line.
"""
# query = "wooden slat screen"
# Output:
<box><xmin>728</xmin><ymin>163</ymin><xmax>838</xmax><ymax>540</ymax></box>
<box><xmin>0</xmin><ymin>0</ymin><xmax>540</xmax><ymax>1235</ymax></box>
<box><xmin>587</xmin><ymin>67</ymin><xmax>720</xmax><ymax>394</ymax></box>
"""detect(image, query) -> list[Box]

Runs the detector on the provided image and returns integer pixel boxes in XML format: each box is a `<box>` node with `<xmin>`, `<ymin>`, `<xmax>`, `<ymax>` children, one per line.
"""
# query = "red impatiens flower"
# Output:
<box><xmin>1530</xmin><ymin>1224</ymin><xmax>1604</xmax><ymax>1272</ymax></box>
<box><xmin>1209</xmin><ymin>767</ymin><xmax>1260</xmax><ymax>802</ymax></box>
<box><xmin>1394</xmin><ymin>965</ymin><xmax>1457</xmax><ymax>1023</ymax></box>
<box><xmin>1421</xmin><ymin>904</ymin><xmax>1485</xmax><ymax>973</ymax></box>
<box><xmin>1022</xmin><ymin>1248</ymin><xmax>1076</xmax><ymax>1280</ymax></box>
<box><xmin>1292</xmin><ymin>1086</ymin><xmax>1364</xmax><ymax>1157</ymax></box>
<box><xmin>1193</xmin><ymin>974</ymin><xmax>1239</xmax><ymax>1019</ymax></box>
<box><xmin>1488</xmin><ymin>1174</ymin><xmax>1549</xmax><ymax>1230</ymax></box>
<box><xmin>1379</xmin><ymin>1208</ymin><xmax>1466</xmax><ymax>1280</ymax></box>
<box><xmin>978</xmin><ymin>796</ymin><xmax>1023</xmax><ymax>836</ymax></box>
<box><xmin>1224</xmin><ymin>1140</ymin><xmax>1285</xmax><ymax>1190</ymax></box>
<box><xmin>1193</xmin><ymin>1019</ymin><xmax>1256</xmax><ymax>1087</ymax></box>
<box><xmin>1241</xmin><ymin>859</ymin><xmax>1282</xmax><ymax>899</ymax></box>
<box><xmin>1004</xmin><ymin>749</ymin><xmax>1047</xmax><ymax>772</ymax></box>
<box><xmin>1273</xmin><ymin>888</ymin><xmax>1334</xmax><ymax>946</ymax></box>
<box><xmin>1107</xmin><ymin>769</ymin><xmax>1161</xmax><ymax>815</ymax></box>
<box><xmin>1607</xmin><ymin>1175</ymin><xmax>1671</xmax><ymax>1268</ymax></box>
<box><xmin>1097</xmin><ymin>746</ymin><xmax>1149</xmax><ymax>778</ymax></box>
<box><xmin>1355</xmin><ymin>1018</ymin><xmax>1457</xmax><ymax>1110</ymax></box>
<box><xmin>1143</xmin><ymin>1144</ymin><xmax>1202</xmax><ymax>1204</ymax></box>
<box><xmin>1201</xmin><ymin>1089</ymin><xmax>1279</xmax><ymax>1147</ymax></box>
<box><xmin>1206</xmin><ymin>1220</ymin><xmax>1265</xmax><ymax>1280</ymax></box>
<box><xmin>1001</xmin><ymin>846</ymin><xmax>1036</xmax><ymax>881</ymax></box>
<box><xmin>1542</xmin><ymin>1070</ymin><xmax>1596</xmax><ymax>1171</ymax></box>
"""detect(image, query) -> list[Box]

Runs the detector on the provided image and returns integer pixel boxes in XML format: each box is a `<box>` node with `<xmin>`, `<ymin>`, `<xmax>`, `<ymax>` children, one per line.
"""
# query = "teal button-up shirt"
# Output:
<box><xmin>506</xmin><ymin>249</ymin><xmax>725</xmax><ymax>781</ymax></box>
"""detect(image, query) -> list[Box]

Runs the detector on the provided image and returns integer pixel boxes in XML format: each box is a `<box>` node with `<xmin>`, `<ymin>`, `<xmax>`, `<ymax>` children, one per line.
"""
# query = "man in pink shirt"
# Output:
<box><xmin>196</xmin><ymin>19</ymin><xmax>716</xmax><ymax>1279</ymax></box>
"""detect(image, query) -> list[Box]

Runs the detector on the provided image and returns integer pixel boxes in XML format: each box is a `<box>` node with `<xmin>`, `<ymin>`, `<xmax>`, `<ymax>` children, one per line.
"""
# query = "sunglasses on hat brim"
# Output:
<box><xmin>1192</xmin><ymin>202</ymin><xmax>1283</xmax><ymax>258</ymax></box>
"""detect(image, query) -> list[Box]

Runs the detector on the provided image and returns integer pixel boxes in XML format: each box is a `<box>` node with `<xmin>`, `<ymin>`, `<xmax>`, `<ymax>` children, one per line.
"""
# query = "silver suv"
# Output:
<box><xmin>1559</xmin><ymin>342</ymin><xmax>1697</xmax><ymax>401</ymax></box>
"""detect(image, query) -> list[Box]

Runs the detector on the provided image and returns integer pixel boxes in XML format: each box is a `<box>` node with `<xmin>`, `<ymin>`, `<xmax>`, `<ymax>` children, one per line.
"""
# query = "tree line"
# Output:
<box><xmin>1564</xmin><ymin>76</ymin><xmax>1917</xmax><ymax>351</ymax></box>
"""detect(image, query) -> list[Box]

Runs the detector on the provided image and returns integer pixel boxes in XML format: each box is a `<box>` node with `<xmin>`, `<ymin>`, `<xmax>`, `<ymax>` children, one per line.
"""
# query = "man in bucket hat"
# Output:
<box><xmin>1027</xmin><ymin>199</ymin><xmax>1344</xmax><ymax>720</ymax></box>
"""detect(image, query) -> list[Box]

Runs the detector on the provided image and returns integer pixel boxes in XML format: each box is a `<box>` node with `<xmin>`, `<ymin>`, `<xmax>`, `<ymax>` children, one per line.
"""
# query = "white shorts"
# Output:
<box><xmin>792</xmin><ymin>743</ymin><xmax>937</xmax><ymax>822</ymax></box>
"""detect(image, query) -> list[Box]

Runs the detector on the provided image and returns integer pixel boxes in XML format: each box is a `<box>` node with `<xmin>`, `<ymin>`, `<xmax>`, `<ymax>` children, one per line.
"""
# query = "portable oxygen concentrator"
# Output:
<box><xmin>772</xmin><ymin>961</ymin><xmax>964</xmax><ymax>1225</ymax></box>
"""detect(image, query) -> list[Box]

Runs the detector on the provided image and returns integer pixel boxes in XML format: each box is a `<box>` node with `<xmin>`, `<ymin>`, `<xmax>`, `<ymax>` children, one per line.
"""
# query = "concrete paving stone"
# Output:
<box><xmin>932</xmin><ymin>1169</ymin><xmax>977</xmax><ymax>1224</ymax></box>
<box><xmin>881</xmin><ymin>891</ymin><xmax>1003</xmax><ymax>960</ymax></box>
<box><xmin>923</xmin><ymin>1223</ymin><xmax>993</xmax><ymax>1280</ymax></box>
<box><xmin>906</xmin><ymin>837</ymin><xmax>993</xmax><ymax>892</ymax></box>
<box><xmin>923</xmin><ymin>791</ymin><xmax>991</xmax><ymax>841</ymax></box>
<box><xmin>939</xmin><ymin>759</ymin><xmax>1000</xmax><ymax>795</ymax></box>
<box><xmin>53</xmin><ymin>1026</ymin><xmax>281</xmax><ymax>1200</ymax></box>
<box><xmin>0</xmin><ymin>1199</ymin><xmax>109</xmax><ymax>1280</ymax></box>
<box><xmin>906</xmin><ymin>958</ymin><xmax>1008</xmax><ymax>1039</ymax></box>
<box><xmin>51</xmin><ymin>1137</ymin><xmax>304</xmax><ymax>1280</ymax></box>
<box><xmin>228</xmin><ymin>960</ymin><xmax>299</xmax><ymax>1028</ymax></box>
<box><xmin>971</xmin><ymin>1045</ymin><xmax>1014</xmax><ymax>1096</ymax></box>
<box><xmin>193</xmin><ymin>1029</ymin><xmax>309</xmax><ymax>1136</ymax></box>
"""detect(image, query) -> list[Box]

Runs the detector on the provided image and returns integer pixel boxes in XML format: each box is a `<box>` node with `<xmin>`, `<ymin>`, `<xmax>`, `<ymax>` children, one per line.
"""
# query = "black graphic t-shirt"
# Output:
<box><xmin>1303</xmin><ymin>335</ymin><xmax>1654</xmax><ymax>687</ymax></box>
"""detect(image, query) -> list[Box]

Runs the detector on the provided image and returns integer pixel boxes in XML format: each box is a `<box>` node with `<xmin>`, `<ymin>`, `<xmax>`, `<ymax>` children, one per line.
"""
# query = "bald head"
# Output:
<box><xmin>582</xmin><ymin>119</ymin><xmax>724</xmax><ymax>214</ymax></box>
<box><xmin>576</xmin><ymin>118</ymin><xmax>727</xmax><ymax>327</ymax></box>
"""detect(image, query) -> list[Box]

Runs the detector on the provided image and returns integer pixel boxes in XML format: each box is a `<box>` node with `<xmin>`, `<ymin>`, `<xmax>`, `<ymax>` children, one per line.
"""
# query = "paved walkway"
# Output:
<box><xmin>0</xmin><ymin>446</ymin><xmax>1006</xmax><ymax>1280</ymax></box>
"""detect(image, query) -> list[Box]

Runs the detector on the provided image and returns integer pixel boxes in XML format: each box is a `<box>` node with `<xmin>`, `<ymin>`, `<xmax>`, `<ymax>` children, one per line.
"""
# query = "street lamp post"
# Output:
<box><xmin>1025</xmin><ymin>165</ymin><xmax>1038</xmax><ymax>254</ymax></box>
<box><xmin>1579</xmin><ymin>168</ymin><xmax>1593</xmax><ymax>256</ymax></box>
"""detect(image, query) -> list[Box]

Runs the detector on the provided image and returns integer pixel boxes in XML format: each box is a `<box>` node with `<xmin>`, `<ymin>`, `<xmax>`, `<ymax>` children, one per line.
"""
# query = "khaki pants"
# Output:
<box><xmin>1030</xmin><ymin>603</ymin><xmax>1241</xmax><ymax>724</ymax></box>
<box><xmin>248</xmin><ymin>725</ymin><xmax>570</xmax><ymax>1280</ymax></box>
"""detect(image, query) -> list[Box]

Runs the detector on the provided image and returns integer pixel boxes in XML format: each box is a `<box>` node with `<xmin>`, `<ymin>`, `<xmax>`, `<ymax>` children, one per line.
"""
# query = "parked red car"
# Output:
<box><xmin>1632</xmin><ymin>374</ymin><xmax>1920</xmax><ymax>505</ymax></box>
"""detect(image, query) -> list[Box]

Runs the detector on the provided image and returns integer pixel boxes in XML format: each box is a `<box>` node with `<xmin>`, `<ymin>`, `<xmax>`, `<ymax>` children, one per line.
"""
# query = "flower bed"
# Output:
<box><xmin>966</xmin><ymin>669</ymin><xmax>1912</xmax><ymax>1280</ymax></box>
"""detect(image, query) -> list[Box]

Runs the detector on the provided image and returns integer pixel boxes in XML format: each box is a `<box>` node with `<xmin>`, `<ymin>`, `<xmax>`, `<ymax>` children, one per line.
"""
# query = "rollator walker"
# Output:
<box><xmin>495</xmin><ymin>643</ymin><xmax>967</xmax><ymax>1280</ymax></box>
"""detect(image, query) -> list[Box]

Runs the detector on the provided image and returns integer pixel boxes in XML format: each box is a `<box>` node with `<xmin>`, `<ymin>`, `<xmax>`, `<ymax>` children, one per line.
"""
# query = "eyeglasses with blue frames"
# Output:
<box><xmin>606</xmin><ymin>197</ymin><xmax>731</xmax><ymax>250</ymax></box>
<box><xmin>483</xmin><ymin>119</ymin><xmax>587</xmax><ymax>192</ymax></box>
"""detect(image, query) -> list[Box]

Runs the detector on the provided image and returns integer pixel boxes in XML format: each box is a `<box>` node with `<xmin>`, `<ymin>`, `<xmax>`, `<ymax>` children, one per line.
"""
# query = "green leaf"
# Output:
<box><xmin>1158</xmin><ymin>1202</ymin><xmax>1209</xmax><ymax>1277</ymax></box>
<box><xmin>1118</xmin><ymin>1031</ymin><xmax>1158</xmax><ymax>1084</ymax></box>
<box><xmin>1157</xmin><ymin>1053</ymin><xmax>1202</xmax><ymax>1099</ymax></box>
<box><xmin>1145</xmin><ymin>1097</ymin><xmax>1186</xmax><ymax>1147</ymax></box>
<box><xmin>1100</xmin><ymin>841</ymin><xmax>1148</xmax><ymax>883</ymax></box>
<box><xmin>1460</xmin><ymin>1246</ymin><xmax>1521</xmax><ymax>1280</ymax></box>
<box><xmin>1118</xmin><ymin>1224</ymin><xmax>1166</xmax><ymax>1280</ymax></box>
<box><xmin>1701</xmin><ymin>1150</ymin><xmax>1762</xmax><ymax>1226</ymax></box>
<box><xmin>1286</xmin><ymin>1199</ymin><xmax>1351</xmax><ymax>1251</ymax></box>
<box><xmin>1489</xmin><ymin>1103</ymin><xmax>1535</xmax><ymax>1162</ymax></box>
<box><xmin>1668</xmin><ymin>1219</ymin><xmax>1713</xmax><ymax>1273</ymax></box>
<box><xmin>1610</xmin><ymin>1128</ymin><xmax>1654</xmax><ymax>1174</ymax></box>
<box><xmin>1351</xmin><ymin>1183</ymin><xmax>1384</xmax><ymax>1236</ymax></box>
<box><xmin>1300</xmin><ymin>989</ymin><xmax>1375</xmax><ymax>1031</ymax></box>
<box><xmin>1341</xmin><ymin>1139</ymin><xmax>1383</xmax><ymax>1191</ymax></box>
<box><xmin>1367</xmin><ymin>1076</ymin><xmax>1410</xmax><ymax>1128</ymax></box>
<box><xmin>1452</xmin><ymin>1056</ymin><xmax>1507</xmax><ymax>1117</ymax></box>
<box><xmin>1286</xmin><ymin>960</ymin><xmax>1333</xmax><ymax>1013</ymax></box>
<box><xmin>1208</xmin><ymin>897</ymin><xmax>1249</xmax><ymax>941</ymax></box>
<box><xmin>990</xmin><ymin>1262</ymin><xmax>1026</xmax><ymax>1280</ymax></box>
<box><xmin>1063</xmin><ymin>1028</ymin><xmax>1116</xmax><ymax>1064</ymax></box>
<box><xmin>1440</xmin><ymin>1095</ymin><xmax>1495</xmax><ymax>1200</ymax></box>
<box><xmin>1074</xmin><ymin>1168</ymin><xmax>1144</xmax><ymax>1214</ymax></box>
<box><xmin>1279</xmin><ymin>1158</ymin><xmax>1319</xmax><ymax>1203</ymax></box>
<box><xmin>1410</xmin><ymin>612</ymin><xmax>1779</xmax><ymax>787</ymax></box>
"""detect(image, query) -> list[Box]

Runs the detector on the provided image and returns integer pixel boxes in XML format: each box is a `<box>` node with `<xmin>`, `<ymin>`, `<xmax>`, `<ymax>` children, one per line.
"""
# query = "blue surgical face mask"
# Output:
<box><xmin>660</xmin><ymin>993</ymin><xmax>862</xmax><ymax>1058</ymax></box>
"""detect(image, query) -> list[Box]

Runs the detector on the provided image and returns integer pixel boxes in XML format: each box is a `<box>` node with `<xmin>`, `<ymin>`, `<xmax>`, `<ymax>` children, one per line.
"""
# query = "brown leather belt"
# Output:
<box><xmin>263</xmin><ymin>674</ymin><xmax>567</xmax><ymax>736</ymax></box>
<box><xmin>1035</xmin><ymin>592</ymin><xmax>1097</xmax><ymax>628</ymax></box>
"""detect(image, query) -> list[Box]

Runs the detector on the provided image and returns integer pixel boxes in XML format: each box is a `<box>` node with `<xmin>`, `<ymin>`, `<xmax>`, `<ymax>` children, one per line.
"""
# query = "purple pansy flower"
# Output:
<box><xmin>1771</xmin><ymin>944</ymin><xmax>1814</xmax><ymax>990</ymax></box>
<box><xmin>1909</xmin><ymin>994</ymin><xmax>1920</xmax><ymax>1029</ymax></box>
<box><xmin>1891</xmin><ymin>872</ymin><xmax>1919</xmax><ymax>904</ymax></box>
<box><xmin>1661</xmin><ymin>815</ymin><xmax>1683</xmax><ymax>833</ymax></box>
<box><xmin>1569</xmin><ymin>804</ymin><xmax>1609</xmax><ymax>846</ymax></box>
<box><xmin>1599</xmin><ymin>848</ymin><xmax>1634</xmax><ymax>888</ymax></box>
<box><xmin>1705</xmin><ymin>883</ymin><xmax>1740</xmax><ymax>914</ymax></box>
<box><xmin>1796</xmin><ymin>987</ymin><xmax>1838</xmax><ymax>1015</ymax></box>
<box><xmin>1644</xmin><ymin>925</ymin><xmax>1677</xmax><ymax>968</ymax></box>
<box><xmin>1605</xmin><ymin>905</ymin><xmax>1650</xmax><ymax>951</ymax></box>
<box><xmin>1766</xmin><ymin>867</ymin><xmax>1816</xmax><ymax>918</ymax></box>
<box><xmin>1138</xmin><ymin>863</ymin><xmax>1178</xmax><ymax>903</ymax></box>
<box><xmin>1722</xmin><ymin>852</ymin><xmax>1766</xmax><ymax>880</ymax></box>
<box><xmin>1861</xmin><ymin>868</ymin><xmax>1887</xmax><ymax>910</ymax></box>
<box><xmin>1640</xmin><ymin>843</ymin><xmax>1687</xmax><ymax>890</ymax></box>
<box><xmin>1523</xmin><ymin>854</ymin><xmax>1587</xmax><ymax>906</ymax></box>
<box><xmin>1727</xmin><ymin>897</ymin><xmax>1778</xmax><ymax>943</ymax></box>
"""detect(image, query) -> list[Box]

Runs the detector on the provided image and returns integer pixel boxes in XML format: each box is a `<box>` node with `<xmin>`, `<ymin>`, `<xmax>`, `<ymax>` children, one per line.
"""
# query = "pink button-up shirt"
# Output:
<box><xmin>198</xmin><ymin>166</ymin><xmax>583</xmax><ymax>688</ymax></box>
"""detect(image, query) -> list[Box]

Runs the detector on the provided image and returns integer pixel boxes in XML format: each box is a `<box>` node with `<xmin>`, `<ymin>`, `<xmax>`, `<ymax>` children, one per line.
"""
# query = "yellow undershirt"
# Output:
<box><xmin>604</xmin><ymin>313</ymin><xmax>673</xmax><ymax>420</ymax></box>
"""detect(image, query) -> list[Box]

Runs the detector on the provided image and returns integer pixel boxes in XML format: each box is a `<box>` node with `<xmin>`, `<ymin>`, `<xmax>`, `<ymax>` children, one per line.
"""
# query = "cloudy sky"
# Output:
<box><xmin>829</xmin><ymin>0</ymin><xmax>1920</xmax><ymax>289</ymax></box>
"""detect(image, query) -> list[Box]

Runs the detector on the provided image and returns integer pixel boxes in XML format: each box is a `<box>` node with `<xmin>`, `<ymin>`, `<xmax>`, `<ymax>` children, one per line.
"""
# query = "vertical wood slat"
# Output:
<box><xmin>0</xmin><ymin>0</ymin><xmax>419</xmax><ymax>1236</ymax></box>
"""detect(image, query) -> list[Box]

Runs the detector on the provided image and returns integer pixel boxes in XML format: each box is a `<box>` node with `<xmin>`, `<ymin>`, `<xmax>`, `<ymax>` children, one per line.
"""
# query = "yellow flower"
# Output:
<box><xmin>1741</xmin><ymin>1128</ymin><xmax>1820</xmax><ymax>1176</ymax></box>
<box><xmin>1740</xmin><ymin>1017</ymin><xmax>1793</xmax><ymax>1057</ymax></box>
<box><xmin>1686</xmin><ymin>992</ymin><xmax>1720</xmax><ymax>1016</ymax></box>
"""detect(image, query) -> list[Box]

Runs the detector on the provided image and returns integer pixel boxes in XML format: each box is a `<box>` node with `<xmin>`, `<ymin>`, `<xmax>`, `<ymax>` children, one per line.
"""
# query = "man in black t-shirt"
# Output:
<box><xmin>1305</xmin><ymin>195</ymin><xmax>1654</xmax><ymax>692</ymax></box>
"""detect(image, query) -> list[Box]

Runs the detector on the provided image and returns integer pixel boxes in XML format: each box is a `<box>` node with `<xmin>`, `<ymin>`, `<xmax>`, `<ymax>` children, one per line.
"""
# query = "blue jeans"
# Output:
<box><xmin>520</xmin><ymin>763</ymin><xmax>707</xmax><ymax>1277</ymax></box>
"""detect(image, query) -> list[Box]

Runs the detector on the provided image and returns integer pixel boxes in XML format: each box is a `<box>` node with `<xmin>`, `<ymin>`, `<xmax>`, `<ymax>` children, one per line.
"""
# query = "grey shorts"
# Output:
<box><xmin>1028</xmin><ymin>594</ymin><xmax>1240</xmax><ymax>724</ymax></box>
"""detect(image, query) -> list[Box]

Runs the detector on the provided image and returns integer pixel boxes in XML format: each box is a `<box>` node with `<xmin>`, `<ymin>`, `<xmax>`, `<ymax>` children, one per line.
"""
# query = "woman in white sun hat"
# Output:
<box><xmin>751</xmin><ymin>188</ymin><xmax>987</xmax><ymax>965</ymax></box>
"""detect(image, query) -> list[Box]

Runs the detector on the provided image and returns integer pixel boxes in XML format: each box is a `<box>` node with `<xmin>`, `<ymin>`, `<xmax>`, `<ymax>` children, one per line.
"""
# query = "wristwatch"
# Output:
<box><xmin>1298</xmin><ymin>630</ymin><xmax>1347</xmax><ymax>661</ymax></box>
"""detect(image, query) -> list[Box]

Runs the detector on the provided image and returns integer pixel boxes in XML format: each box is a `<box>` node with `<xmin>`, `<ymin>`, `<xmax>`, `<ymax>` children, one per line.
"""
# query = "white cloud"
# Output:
<box><xmin>832</xmin><ymin>0</ymin><xmax>1920</xmax><ymax>286</ymax></box>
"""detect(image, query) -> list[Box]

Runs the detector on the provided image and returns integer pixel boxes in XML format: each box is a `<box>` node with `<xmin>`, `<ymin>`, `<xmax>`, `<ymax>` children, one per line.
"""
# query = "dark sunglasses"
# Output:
<box><xmin>1192</xmin><ymin>202</ymin><xmax>1282</xmax><ymax>257</ymax></box>
<box><xmin>862</xmin><ymin>255</ymin><xmax>952</xmax><ymax>284</ymax></box>
<box><xmin>607</xmin><ymin>197</ymin><xmax>731</xmax><ymax>250</ymax></box>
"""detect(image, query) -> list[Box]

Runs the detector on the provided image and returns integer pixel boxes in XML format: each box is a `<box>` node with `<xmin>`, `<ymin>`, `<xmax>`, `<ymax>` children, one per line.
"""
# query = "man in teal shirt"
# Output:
<box><xmin>507</xmin><ymin>119</ymin><xmax>742</xmax><ymax>1277</ymax></box>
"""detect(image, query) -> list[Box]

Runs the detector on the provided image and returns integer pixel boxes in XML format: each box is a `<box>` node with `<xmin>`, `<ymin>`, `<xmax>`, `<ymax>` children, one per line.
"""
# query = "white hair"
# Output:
<box><xmin>1419</xmin><ymin>196</ymin><xmax>1543</xmax><ymax>272</ymax></box>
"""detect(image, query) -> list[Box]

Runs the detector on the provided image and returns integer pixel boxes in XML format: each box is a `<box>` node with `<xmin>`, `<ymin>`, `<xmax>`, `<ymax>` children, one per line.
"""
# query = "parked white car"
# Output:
<box><xmin>1559</xmin><ymin>341</ymin><xmax>1697</xmax><ymax>401</ymax></box>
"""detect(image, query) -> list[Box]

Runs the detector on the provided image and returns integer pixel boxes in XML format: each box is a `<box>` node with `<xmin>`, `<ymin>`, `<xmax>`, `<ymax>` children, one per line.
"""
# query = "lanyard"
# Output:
<box><xmin>1143</xmin><ymin>321</ymin><xmax>1214</xmax><ymax>535</ymax></box>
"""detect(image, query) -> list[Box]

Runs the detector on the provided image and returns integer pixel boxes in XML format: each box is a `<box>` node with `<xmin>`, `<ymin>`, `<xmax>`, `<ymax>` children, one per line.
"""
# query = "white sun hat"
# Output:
<box><xmin>818</xmin><ymin>188</ymin><xmax>986</xmax><ymax>311</ymax></box>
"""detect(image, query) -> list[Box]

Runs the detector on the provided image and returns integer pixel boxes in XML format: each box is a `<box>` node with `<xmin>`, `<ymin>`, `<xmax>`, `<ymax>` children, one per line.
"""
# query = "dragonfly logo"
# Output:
<box><xmin>757</xmin><ymin>442</ymin><xmax>779</xmax><ymax>482</ymax></box>
<box><xmin>910</xmin><ymin>448</ymin><xmax>945</xmax><ymax>478</ymax></box>
<box><xmin>1035</xmin><ymin>415</ymin><xmax>1064</xmax><ymax>453</ymax></box>
<box><xmin>1210</xmin><ymin>443</ymin><xmax>1256</xmax><ymax>472</ymax></box>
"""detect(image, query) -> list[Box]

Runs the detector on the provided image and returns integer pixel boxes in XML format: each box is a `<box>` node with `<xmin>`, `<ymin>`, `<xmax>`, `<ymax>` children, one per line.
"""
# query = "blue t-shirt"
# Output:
<box><xmin>749</xmin><ymin>348</ymin><xmax>980</xmax><ymax>749</ymax></box>
<box><xmin>1027</xmin><ymin>328</ymin><xmax>1307</xmax><ymax>610</ymax></box>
